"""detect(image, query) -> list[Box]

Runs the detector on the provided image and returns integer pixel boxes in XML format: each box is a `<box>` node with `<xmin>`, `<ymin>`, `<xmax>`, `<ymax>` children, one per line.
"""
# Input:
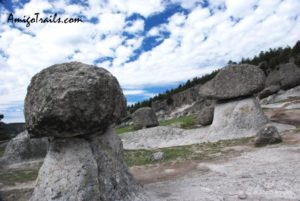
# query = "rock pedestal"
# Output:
<box><xmin>207</xmin><ymin>97</ymin><xmax>269</xmax><ymax>140</ymax></box>
<box><xmin>201</xmin><ymin>64</ymin><xmax>269</xmax><ymax>139</ymax></box>
<box><xmin>26</xmin><ymin>62</ymin><xmax>148</xmax><ymax>201</ymax></box>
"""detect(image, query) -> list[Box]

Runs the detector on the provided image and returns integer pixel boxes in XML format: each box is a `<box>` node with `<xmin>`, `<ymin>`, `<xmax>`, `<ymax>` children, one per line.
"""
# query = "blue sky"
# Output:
<box><xmin>0</xmin><ymin>0</ymin><xmax>299</xmax><ymax>123</ymax></box>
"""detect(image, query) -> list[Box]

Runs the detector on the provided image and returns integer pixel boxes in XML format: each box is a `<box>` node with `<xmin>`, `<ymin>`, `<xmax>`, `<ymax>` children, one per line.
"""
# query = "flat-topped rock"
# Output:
<box><xmin>25</xmin><ymin>62</ymin><xmax>126</xmax><ymax>138</ymax></box>
<box><xmin>199</xmin><ymin>64</ymin><xmax>265</xmax><ymax>100</ymax></box>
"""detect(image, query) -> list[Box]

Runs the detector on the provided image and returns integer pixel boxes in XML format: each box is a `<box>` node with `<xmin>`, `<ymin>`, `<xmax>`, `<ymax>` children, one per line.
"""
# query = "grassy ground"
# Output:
<box><xmin>0</xmin><ymin>169</ymin><xmax>39</xmax><ymax>186</ymax></box>
<box><xmin>124</xmin><ymin>136</ymin><xmax>253</xmax><ymax>166</ymax></box>
<box><xmin>116</xmin><ymin>114</ymin><xmax>198</xmax><ymax>135</ymax></box>
<box><xmin>0</xmin><ymin>146</ymin><xmax>5</xmax><ymax>157</ymax></box>
<box><xmin>159</xmin><ymin>114</ymin><xmax>198</xmax><ymax>129</ymax></box>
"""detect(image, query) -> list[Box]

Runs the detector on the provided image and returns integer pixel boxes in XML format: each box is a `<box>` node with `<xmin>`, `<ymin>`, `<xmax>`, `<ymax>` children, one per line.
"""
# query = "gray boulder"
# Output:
<box><xmin>25</xmin><ymin>61</ymin><xmax>126</xmax><ymax>138</ymax></box>
<box><xmin>255</xmin><ymin>125</ymin><xmax>282</xmax><ymax>147</ymax></box>
<box><xmin>197</xmin><ymin>106</ymin><xmax>214</xmax><ymax>126</ymax></box>
<box><xmin>152</xmin><ymin>151</ymin><xmax>164</xmax><ymax>161</ymax></box>
<box><xmin>199</xmin><ymin>64</ymin><xmax>265</xmax><ymax>100</ymax></box>
<box><xmin>265</xmin><ymin>63</ymin><xmax>300</xmax><ymax>90</ymax></box>
<box><xmin>30</xmin><ymin>127</ymin><xmax>148</xmax><ymax>201</ymax></box>
<box><xmin>208</xmin><ymin>97</ymin><xmax>269</xmax><ymax>140</ymax></box>
<box><xmin>132</xmin><ymin>107</ymin><xmax>159</xmax><ymax>130</ymax></box>
<box><xmin>1</xmin><ymin>131</ymin><xmax>48</xmax><ymax>165</ymax></box>
<box><xmin>258</xmin><ymin>85</ymin><xmax>280</xmax><ymax>99</ymax></box>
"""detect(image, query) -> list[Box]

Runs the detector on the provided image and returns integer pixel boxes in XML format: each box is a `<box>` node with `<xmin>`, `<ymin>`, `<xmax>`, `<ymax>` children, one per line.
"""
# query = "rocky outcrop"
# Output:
<box><xmin>207</xmin><ymin>97</ymin><xmax>269</xmax><ymax>140</ymax></box>
<box><xmin>132</xmin><ymin>107</ymin><xmax>159</xmax><ymax>130</ymax></box>
<box><xmin>199</xmin><ymin>64</ymin><xmax>265</xmax><ymax>100</ymax></box>
<box><xmin>197</xmin><ymin>106</ymin><xmax>214</xmax><ymax>126</ymax></box>
<box><xmin>0</xmin><ymin>122</ymin><xmax>26</xmax><ymax>140</ymax></box>
<box><xmin>0</xmin><ymin>131</ymin><xmax>48</xmax><ymax>165</ymax></box>
<box><xmin>265</xmin><ymin>63</ymin><xmax>300</xmax><ymax>90</ymax></box>
<box><xmin>28</xmin><ymin>62</ymin><xmax>148</xmax><ymax>201</ymax></box>
<box><xmin>255</xmin><ymin>125</ymin><xmax>282</xmax><ymax>147</ymax></box>
<box><xmin>25</xmin><ymin>61</ymin><xmax>127</xmax><ymax>138</ymax></box>
<box><xmin>258</xmin><ymin>85</ymin><xmax>280</xmax><ymax>99</ymax></box>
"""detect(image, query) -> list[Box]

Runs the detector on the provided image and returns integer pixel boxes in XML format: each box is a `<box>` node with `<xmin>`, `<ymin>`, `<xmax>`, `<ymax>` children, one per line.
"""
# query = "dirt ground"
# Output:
<box><xmin>140</xmin><ymin>130</ymin><xmax>300</xmax><ymax>201</ymax></box>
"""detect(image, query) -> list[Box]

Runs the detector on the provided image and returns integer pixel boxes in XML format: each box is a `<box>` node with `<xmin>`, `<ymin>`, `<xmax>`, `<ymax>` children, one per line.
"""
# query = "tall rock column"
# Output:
<box><xmin>25</xmin><ymin>62</ymin><xmax>148</xmax><ymax>201</ymax></box>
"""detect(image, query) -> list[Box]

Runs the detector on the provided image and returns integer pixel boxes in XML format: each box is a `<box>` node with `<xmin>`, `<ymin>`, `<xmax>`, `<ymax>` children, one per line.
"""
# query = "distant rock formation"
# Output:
<box><xmin>199</xmin><ymin>64</ymin><xmax>265</xmax><ymax>100</ymax></box>
<box><xmin>0</xmin><ymin>122</ymin><xmax>26</xmax><ymax>141</ymax></box>
<box><xmin>27</xmin><ymin>62</ymin><xmax>148</xmax><ymax>201</ymax></box>
<box><xmin>265</xmin><ymin>63</ymin><xmax>300</xmax><ymax>90</ymax></box>
<box><xmin>258</xmin><ymin>63</ymin><xmax>300</xmax><ymax>99</ymax></box>
<box><xmin>200</xmin><ymin>64</ymin><xmax>269</xmax><ymax>138</ymax></box>
<box><xmin>132</xmin><ymin>107</ymin><xmax>159</xmax><ymax>130</ymax></box>
<box><xmin>0</xmin><ymin>131</ymin><xmax>48</xmax><ymax>165</ymax></box>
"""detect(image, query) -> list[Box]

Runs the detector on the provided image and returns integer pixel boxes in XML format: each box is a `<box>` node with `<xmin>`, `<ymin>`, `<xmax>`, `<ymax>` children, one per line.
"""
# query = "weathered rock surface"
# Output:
<box><xmin>0</xmin><ymin>131</ymin><xmax>48</xmax><ymax>165</ymax></box>
<box><xmin>0</xmin><ymin>123</ymin><xmax>26</xmax><ymax>141</ymax></box>
<box><xmin>265</xmin><ymin>63</ymin><xmax>300</xmax><ymax>90</ymax></box>
<box><xmin>255</xmin><ymin>125</ymin><xmax>282</xmax><ymax>147</ymax></box>
<box><xmin>152</xmin><ymin>152</ymin><xmax>164</xmax><ymax>161</ymax></box>
<box><xmin>27</xmin><ymin>62</ymin><xmax>148</xmax><ymax>201</ymax></box>
<box><xmin>133</xmin><ymin>107</ymin><xmax>159</xmax><ymax>130</ymax></box>
<box><xmin>25</xmin><ymin>61</ymin><xmax>126</xmax><ymax>138</ymax></box>
<box><xmin>197</xmin><ymin>106</ymin><xmax>214</xmax><ymax>126</ymax></box>
<box><xmin>199</xmin><ymin>64</ymin><xmax>265</xmax><ymax>100</ymax></box>
<box><xmin>207</xmin><ymin>97</ymin><xmax>269</xmax><ymax>139</ymax></box>
<box><xmin>258</xmin><ymin>85</ymin><xmax>280</xmax><ymax>99</ymax></box>
<box><xmin>30</xmin><ymin>128</ymin><xmax>148</xmax><ymax>201</ymax></box>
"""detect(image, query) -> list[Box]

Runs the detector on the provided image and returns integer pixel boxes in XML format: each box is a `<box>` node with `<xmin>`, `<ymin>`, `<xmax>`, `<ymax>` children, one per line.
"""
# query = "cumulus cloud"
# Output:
<box><xmin>0</xmin><ymin>0</ymin><xmax>299</xmax><ymax>122</ymax></box>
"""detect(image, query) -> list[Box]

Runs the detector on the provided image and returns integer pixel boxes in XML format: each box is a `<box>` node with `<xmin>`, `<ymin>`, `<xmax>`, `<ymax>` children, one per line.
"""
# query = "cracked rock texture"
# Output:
<box><xmin>25</xmin><ymin>62</ymin><xmax>126</xmax><ymax>138</ymax></box>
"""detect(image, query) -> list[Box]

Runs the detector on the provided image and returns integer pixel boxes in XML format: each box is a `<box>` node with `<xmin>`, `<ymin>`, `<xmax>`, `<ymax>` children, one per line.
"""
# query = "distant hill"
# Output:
<box><xmin>128</xmin><ymin>40</ymin><xmax>300</xmax><ymax>113</ymax></box>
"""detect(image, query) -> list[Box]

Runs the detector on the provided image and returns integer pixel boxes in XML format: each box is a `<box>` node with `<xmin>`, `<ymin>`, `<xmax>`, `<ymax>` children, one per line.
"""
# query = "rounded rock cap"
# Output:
<box><xmin>25</xmin><ymin>62</ymin><xmax>126</xmax><ymax>138</ymax></box>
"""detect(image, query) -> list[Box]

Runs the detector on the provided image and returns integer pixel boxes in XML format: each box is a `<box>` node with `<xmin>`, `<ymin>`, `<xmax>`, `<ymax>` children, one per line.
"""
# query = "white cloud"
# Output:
<box><xmin>0</xmin><ymin>0</ymin><xmax>299</xmax><ymax>122</ymax></box>
<box><xmin>125</xmin><ymin>19</ymin><xmax>145</xmax><ymax>33</ymax></box>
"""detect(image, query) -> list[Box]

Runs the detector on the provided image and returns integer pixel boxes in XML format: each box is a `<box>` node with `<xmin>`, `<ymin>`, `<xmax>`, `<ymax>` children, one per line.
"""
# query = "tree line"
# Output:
<box><xmin>128</xmin><ymin>40</ymin><xmax>300</xmax><ymax>113</ymax></box>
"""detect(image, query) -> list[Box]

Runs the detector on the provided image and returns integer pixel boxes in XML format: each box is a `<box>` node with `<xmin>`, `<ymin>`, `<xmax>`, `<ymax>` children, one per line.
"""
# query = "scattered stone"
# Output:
<box><xmin>238</xmin><ymin>191</ymin><xmax>248</xmax><ymax>200</ymax></box>
<box><xmin>25</xmin><ymin>61</ymin><xmax>127</xmax><ymax>138</ymax></box>
<box><xmin>208</xmin><ymin>97</ymin><xmax>269</xmax><ymax>140</ymax></box>
<box><xmin>255</xmin><ymin>125</ymin><xmax>282</xmax><ymax>147</ymax></box>
<box><xmin>197</xmin><ymin>106</ymin><xmax>214</xmax><ymax>126</ymax></box>
<box><xmin>0</xmin><ymin>131</ymin><xmax>48</xmax><ymax>165</ymax></box>
<box><xmin>152</xmin><ymin>151</ymin><xmax>164</xmax><ymax>161</ymax></box>
<box><xmin>132</xmin><ymin>107</ymin><xmax>159</xmax><ymax>130</ymax></box>
<box><xmin>265</xmin><ymin>63</ymin><xmax>300</xmax><ymax>90</ymax></box>
<box><xmin>258</xmin><ymin>85</ymin><xmax>280</xmax><ymax>99</ymax></box>
<box><xmin>199</xmin><ymin>64</ymin><xmax>265</xmax><ymax>100</ymax></box>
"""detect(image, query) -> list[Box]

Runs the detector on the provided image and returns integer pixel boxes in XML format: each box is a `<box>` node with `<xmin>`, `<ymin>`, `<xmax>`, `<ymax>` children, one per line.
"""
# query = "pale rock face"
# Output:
<box><xmin>25</xmin><ymin>61</ymin><xmax>126</xmax><ymax>138</ymax></box>
<box><xmin>30</xmin><ymin>127</ymin><xmax>149</xmax><ymax>201</ymax></box>
<box><xmin>207</xmin><ymin>97</ymin><xmax>269</xmax><ymax>140</ymax></box>
<box><xmin>1</xmin><ymin>131</ymin><xmax>48</xmax><ymax>165</ymax></box>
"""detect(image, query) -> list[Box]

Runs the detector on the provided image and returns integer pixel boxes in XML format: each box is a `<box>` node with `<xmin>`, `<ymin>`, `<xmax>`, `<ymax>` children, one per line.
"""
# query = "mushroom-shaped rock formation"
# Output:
<box><xmin>28</xmin><ymin>62</ymin><xmax>148</xmax><ymax>201</ymax></box>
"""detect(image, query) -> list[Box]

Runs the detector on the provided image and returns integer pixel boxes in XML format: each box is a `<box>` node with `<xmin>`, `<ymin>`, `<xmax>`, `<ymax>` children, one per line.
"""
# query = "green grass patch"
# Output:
<box><xmin>0</xmin><ymin>169</ymin><xmax>38</xmax><ymax>186</ymax></box>
<box><xmin>159</xmin><ymin>114</ymin><xmax>198</xmax><ymax>129</ymax></box>
<box><xmin>116</xmin><ymin>125</ymin><xmax>135</xmax><ymax>135</ymax></box>
<box><xmin>0</xmin><ymin>146</ymin><xmax>5</xmax><ymax>157</ymax></box>
<box><xmin>124</xmin><ymin>136</ymin><xmax>253</xmax><ymax>166</ymax></box>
